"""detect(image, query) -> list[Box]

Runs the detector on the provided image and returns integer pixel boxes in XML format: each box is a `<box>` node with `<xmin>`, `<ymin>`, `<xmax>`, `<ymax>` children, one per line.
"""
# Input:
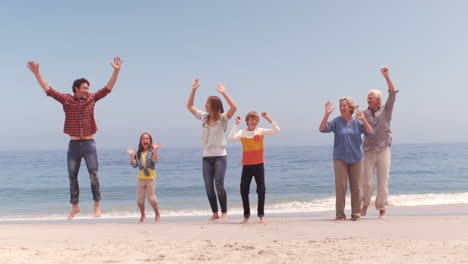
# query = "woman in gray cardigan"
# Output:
<box><xmin>187</xmin><ymin>78</ymin><xmax>237</xmax><ymax>221</ymax></box>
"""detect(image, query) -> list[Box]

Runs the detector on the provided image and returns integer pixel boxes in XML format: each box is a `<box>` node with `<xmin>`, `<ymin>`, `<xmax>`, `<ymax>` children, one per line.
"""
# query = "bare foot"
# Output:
<box><xmin>139</xmin><ymin>215</ymin><xmax>146</xmax><ymax>223</ymax></box>
<box><xmin>361</xmin><ymin>205</ymin><xmax>368</xmax><ymax>216</ymax></box>
<box><xmin>334</xmin><ymin>217</ymin><xmax>345</xmax><ymax>221</ymax></box>
<box><xmin>379</xmin><ymin>209</ymin><xmax>386</xmax><ymax>219</ymax></box>
<box><xmin>241</xmin><ymin>217</ymin><xmax>249</xmax><ymax>224</ymax></box>
<box><xmin>259</xmin><ymin>217</ymin><xmax>267</xmax><ymax>224</ymax></box>
<box><xmin>221</xmin><ymin>212</ymin><xmax>228</xmax><ymax>221</ymax></box>
<box><xmin>155</xmin><ymin>214</ymin><xmax>160</xmax><ymax>223</ymax></box>
<box><xmin>94</xmin><ymin>202</ymin><xmax>102</xmax><ymax>218</ymax></box>
<box><xmin>67</xmin><ymin>204</ymin><xmax>80</xmax><ymax>220</ymax></box>
<box><xmin>209</xmin><ymin>212</ymin><xmax>220</xmax><ymax>221</ymax></box>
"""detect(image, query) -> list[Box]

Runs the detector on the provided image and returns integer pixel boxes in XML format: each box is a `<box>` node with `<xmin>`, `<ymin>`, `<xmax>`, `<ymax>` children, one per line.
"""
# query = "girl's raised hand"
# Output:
<box><xmin>216</xmin><ymin>83</ymin><xmax>226</xmax><ymax>94</ymax></box>
<box><xmin>152</xmin><ymin>142</ymin><xmax>161</xmax><ymax>150</ymax></box>
<box><xmin>192</xmin><ymin>78</ymin><xmax>200</xmax><ymax>90</ymax></box>
<box><xmin>127</xmin><ymin>147</ymin><xmax>135</xmax><ymax>156</ymax></box>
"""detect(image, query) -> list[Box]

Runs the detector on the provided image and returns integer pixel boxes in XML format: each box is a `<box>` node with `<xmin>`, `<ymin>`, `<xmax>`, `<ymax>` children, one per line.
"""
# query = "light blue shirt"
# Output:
<box><xmin>320</xmin><ymin>117</ymin><xmax>372</xmax><ymax>163</ymax></box>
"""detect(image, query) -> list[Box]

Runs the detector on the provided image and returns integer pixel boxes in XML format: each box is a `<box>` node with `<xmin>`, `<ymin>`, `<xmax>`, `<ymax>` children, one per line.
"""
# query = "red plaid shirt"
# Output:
<box><xmin>46</xmin><ymin>86</ymin><xmax>111</xmax><ymax>137</ymax></box>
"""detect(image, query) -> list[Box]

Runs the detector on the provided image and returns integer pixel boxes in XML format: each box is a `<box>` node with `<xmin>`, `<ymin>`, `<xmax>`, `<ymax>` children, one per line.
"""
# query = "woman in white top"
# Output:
<box><xmin>187</xmin><ymin>78</ymin><xmax>237</xmax><ymax>221</ymax></box>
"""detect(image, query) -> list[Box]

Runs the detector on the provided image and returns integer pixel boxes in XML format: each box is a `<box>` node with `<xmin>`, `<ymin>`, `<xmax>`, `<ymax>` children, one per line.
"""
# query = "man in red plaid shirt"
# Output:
<box><xmin>27</xmin><ymin>57</ymin><xmax>123</xmax><ymax>220</ymax></box>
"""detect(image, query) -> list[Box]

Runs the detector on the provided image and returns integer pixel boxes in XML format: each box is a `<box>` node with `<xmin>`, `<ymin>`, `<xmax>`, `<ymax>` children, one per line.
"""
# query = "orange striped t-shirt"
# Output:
<box><xmin>229</xmin><ymin>122</ymin><xmax>280</xmax><ymax>165</ymax></box>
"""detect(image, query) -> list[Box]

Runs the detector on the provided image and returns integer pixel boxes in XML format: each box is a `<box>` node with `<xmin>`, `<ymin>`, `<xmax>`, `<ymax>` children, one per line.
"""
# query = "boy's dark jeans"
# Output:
<box><xmin>67</xmin><ymin>139</ymin><xmax>101</xmax><ymax>204</ymax></box>
<box><xmin>240</xmin><ymin>163</ymin><xmax>265</xmax><ymax>218</ymax></box>
<box><xmin>202</xmin><ymin>155</ymin><xmax>227</xmax><ymax>213</ymax></box>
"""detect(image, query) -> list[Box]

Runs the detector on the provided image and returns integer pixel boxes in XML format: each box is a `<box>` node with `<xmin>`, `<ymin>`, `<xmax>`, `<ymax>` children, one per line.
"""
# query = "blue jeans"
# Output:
<box><xmin>67</xmin><ymin>139</ymin><xmax>101</xmax><ymax>204</ymax></box>
<box><xmin>202</xmin><ymin>155</ymin><xmax>227</xmax><ymax>213</ymax></box>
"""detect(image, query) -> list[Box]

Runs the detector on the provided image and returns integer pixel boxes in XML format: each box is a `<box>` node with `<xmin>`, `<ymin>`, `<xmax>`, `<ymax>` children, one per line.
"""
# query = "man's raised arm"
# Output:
<box><xmin>106</xmin><ymin>57</ymin><xmax>123</xmax><ymax>91</ymax></box>
<box><xmin>381</xmin><ymin>67</ymin><xmax>395</xmax><ymax>93</ymax></box>
<box><xmin>27</xmin><ymin>61</ymin><xmax>50</xmax><ymax>93</ymax></box>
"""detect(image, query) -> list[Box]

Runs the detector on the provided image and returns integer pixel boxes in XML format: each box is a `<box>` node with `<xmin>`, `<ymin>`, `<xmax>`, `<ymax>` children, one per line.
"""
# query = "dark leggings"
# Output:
<box><xmin>240</xmin><ymin>163</ymin><xmax>265</xmax><ymax>218</ymax></box>
<box><xmin>202</xmin><ymin>155</ymin><xmax>227</xmax><ymax>213</ymax></box>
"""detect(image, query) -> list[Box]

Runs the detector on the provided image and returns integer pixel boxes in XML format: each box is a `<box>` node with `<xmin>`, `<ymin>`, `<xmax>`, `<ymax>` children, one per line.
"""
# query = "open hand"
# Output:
<box><xmin>216</xmin><ymin>83</ymin><xmax>226</xmax><ymax>94</ymax></box>
<box><xmin>325</xmin><ymin>101</ymin><xmax>334</xmax><ymax>115</ymax></box>
<box><xmin>127</xmin><ymin>147</ymin><xmax>135</xmax><ymax>156</ymax></box>
<box><xmin>111</xmin><ymin>57</ymin><xmax>123</xmax><ymax>70</ymax></box>
<box><xmin>27</xmin><ymin>61</ymin><xmax>39</xmax><ymax>75</ymax></box>
<box><xmin>355</xmin><ymin>110</ymin><xmax>365</xmax><ymax>121</ymax></box>
<box><xmin>152</xmin><ymin>142</ymin><xmax>161</xmax><ymax>151</ymax></box>
<box><xmin>192</xmin><ymin>78</ymin><xmax>200</xmax><ymax>90</ymax></box>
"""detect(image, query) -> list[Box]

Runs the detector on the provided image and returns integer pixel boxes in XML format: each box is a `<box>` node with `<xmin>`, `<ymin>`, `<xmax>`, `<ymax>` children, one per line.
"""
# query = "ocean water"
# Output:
<box><xmin>0</xmin><ymin>143</ymin><xmax>467</xmax><ymax>221</ymax></box>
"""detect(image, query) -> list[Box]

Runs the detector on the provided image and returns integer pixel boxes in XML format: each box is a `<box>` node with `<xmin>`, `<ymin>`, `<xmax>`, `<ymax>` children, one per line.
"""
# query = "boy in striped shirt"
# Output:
<box><xmin>229</xmin><ymin>112</ymin><xmax>280</xmax><ymax>223</ymax></box>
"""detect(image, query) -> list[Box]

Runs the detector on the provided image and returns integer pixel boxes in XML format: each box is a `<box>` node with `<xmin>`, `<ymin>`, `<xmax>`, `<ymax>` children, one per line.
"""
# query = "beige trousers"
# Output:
<box><xmin>137</xmin><ymin>179</ymin><xmax>158</xmax><ymax>207</ymax></box>
<box><xmin>361</xmin><ymin>147</ymin><xmax>391</xmax><ymax>210</ymax></box>
<box><xmin>333</xmin><ymin>160</ymin><xmax>362</xmax><ymax>219</ymax></box>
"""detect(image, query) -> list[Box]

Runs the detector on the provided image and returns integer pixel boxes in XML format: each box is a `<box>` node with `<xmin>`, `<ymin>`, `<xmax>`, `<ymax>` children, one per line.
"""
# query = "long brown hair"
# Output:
<box><xmin>137</xmin><ymin>132</ymin><xmax>153</xmax><ymax>159</ymax></box>
<box><xmin>206</xmin><ymin>96</ymin><xmax>224</xmax><ymax>122</ymax></box>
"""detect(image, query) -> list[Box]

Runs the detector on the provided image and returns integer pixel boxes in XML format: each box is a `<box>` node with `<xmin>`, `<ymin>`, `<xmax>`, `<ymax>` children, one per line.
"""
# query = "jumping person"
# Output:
<box><xmin>128</xmin><ymin>133</ymin><xmax>161</xmax><ymax>223</ymax></box>
<box><xmin>27</xmin><ymin>57</ymin><xmax>122</xmax><ymax>219</ymax></box>
<box><xmin>360</xmin><ymin>67</ymin><xmax>398</xmax><ymax>219</ymax></box>
<box><xmin>319</xmin><ymin>97</ymin><xmax>373</xmax><ymax>221</ymax></box>
<box><xmin>229</xmin><ymin>111</ymin><xmax>280</xmax><ymax>224</ymax></box>
<box><xmin>186</xmin><ymin>78</ymin><xmax>237</xmax><ymax>221</ymax></box>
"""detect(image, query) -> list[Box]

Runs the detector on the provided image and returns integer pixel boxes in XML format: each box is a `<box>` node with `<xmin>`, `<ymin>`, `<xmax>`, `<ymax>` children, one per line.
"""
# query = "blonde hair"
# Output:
<box><xmin>245</xmin><ymin>111</ymin><xmax>260</xmax><ymax>123</ymax></box>
<box><xmin>339</xmin><ymin>96</ymin><xmax>356</xmax><ymax>114</ymax></box>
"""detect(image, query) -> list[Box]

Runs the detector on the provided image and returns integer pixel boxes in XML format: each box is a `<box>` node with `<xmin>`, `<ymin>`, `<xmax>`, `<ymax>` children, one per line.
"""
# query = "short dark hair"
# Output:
<box><xmin>72</xmin><ymin>78</ymin><xmax>89</xmax><ymax>93</ymax></box>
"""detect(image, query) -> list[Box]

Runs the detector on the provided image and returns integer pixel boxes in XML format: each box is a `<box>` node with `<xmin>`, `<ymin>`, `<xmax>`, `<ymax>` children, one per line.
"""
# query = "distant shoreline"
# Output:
<box><xmin>1</xmin><ymin>142</ymin><xmax>468</xmax><ymax>152</ymax></box>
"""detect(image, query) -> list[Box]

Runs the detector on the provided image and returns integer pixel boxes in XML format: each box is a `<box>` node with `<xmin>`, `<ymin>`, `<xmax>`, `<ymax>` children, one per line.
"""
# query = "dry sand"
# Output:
<box><xmin>1</xmin><ymin>205</ymin><xmax>468</xmax><ymax>264</ymax></box>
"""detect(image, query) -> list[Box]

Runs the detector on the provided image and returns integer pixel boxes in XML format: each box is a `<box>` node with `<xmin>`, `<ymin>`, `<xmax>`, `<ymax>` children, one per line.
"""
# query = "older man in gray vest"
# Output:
<box><xmin>360</xmin><ymin>67</ymin><xmax>398</xmax><ymax>219</ymax></box>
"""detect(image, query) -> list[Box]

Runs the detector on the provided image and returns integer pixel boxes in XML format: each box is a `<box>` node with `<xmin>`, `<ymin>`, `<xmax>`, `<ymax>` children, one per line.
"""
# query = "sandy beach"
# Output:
<box><xmin>1</xmin><ymin>204</ymin><xmax>468</xmax><ymax>264</ymax></box>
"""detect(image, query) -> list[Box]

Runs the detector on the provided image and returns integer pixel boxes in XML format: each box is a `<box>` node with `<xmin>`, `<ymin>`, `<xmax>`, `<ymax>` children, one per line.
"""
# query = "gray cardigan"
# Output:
<box><xmin>194</xmin><ymin>110</ymin><xmax>229</xmax><ymax>149</ymax></box>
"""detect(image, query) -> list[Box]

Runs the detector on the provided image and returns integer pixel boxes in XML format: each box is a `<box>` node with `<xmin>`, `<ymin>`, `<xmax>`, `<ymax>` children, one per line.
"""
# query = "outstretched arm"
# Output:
<box><xmin>187</xmin><ymin>78</ymin><xmax>201</xmax><ymax>115</ymax></box>
<box><xmin>381</xmin><ymin>67</ymin><xmax>398</xmax><ymax>118</ymax></box>
<box><xmin>381</xmin><ymin>67</ymin><xmax>395</xmax><ymax>93</ymax></box>
<box><xmin>319</xmin><ymin>101</ymin><xmax>334</xmax><ymax>131</ymax></box>
<box><xmin>106</xmin><ymin>57</ymin><xmax>123</xmax><ymax>91</ymax></box>
<box><xmin>217</xmin><ymin>84</ymin><xmax>237</xmax><ymax>119</ymax></box>
<box><xmin>27</xmin><ymin>61</ymin><xmax>50</xmax><ymax>93</ymax></box>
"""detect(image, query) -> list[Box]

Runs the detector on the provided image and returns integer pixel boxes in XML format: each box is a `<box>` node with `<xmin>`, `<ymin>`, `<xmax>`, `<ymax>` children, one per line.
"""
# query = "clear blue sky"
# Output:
<box><xmin>1</xmin><ymin>0</ymin><xmax>467</xmax><ymax>150</ymax></box>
